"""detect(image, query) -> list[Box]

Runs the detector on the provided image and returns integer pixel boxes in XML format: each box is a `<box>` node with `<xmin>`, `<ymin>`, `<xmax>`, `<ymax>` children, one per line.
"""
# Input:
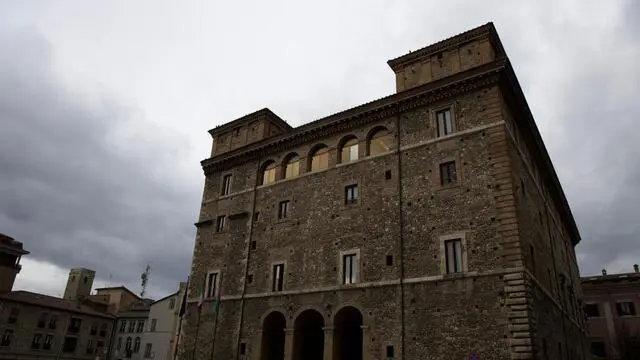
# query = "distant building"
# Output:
<box><xmin>583</xmin><ymin>266</ymin><xmax>640</xmax><ymax>359</ymax></box>
<box><xmin>140</xmin><ymin>283</ymin><xmax>186</xmax><ymax>360</ymax></box>
<box><xmin>0</xmin><ymin>233</ymin><xmax>29</xmax><ymax>294</ymax></box>
<box><xmin>110</xmin><ymin>299</ymin><xmax>152</xmax><ymax>360</ymax></box>
<box><xmin>0</xmin><ymin>239</ymin><xmax>115</xmax><ymax>360</ymax></box>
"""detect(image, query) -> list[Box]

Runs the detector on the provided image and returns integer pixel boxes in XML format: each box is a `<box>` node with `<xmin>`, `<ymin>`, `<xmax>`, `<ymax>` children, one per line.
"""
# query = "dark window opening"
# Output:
<box><xmin>584</xmin><ymin>304</ymin><xmax>600</xmax><ymax>318</ymax></box>
<box><xmin>278</xmin><ymin>201</ymin><xmax>290</xmax><ymax>219</ymax></box>
<box><xmin>62</xmin><ymin>337</ymin><xmax>77</xmax><ymax>353</ymax></box>
<box><xmin>247</xmin><ymin>274</ymin><xmax>253</xmax><ymax>284</ymax></box>
<box><xmin>8</xmin><ymin>307</ymin><xmax>19</xmax><ymax>324</ymax></box>
<box><xmin>386</xmin><ymin>255</ymin><xmax>393</xmax><ymax>266</ymax></box>
<box><xmin>68</xmin><ymin>318</ymin><xmax>82</xmax><ymax>334</ymax></box>
<box><xmin>240</xmin><ymin>342</ymin><xmax>247</xmax><ymax>355</ymax></box>
<box><xmin>31</xmin><ymin>334</ymin><xmax>42</xmax><ymax>349</ymax></box>
<box><xmin>343</xmin><ymin>254</ymin><xmax>357</xmax><ymax>284</ymax></box>
<box><xmin>436</xmin><ymin>108</ymin><xmax>453</xmax><ymax>137</ymax></box>
<box><xmin>385</xmin><ymin>170</ymin><xmax>392</xmax><ymax>180</ymax></box>
<box><xmin>253</xmin><ymin>212</ymin><xmax>261</xmax><ymax>222</ymax></box>
<box><xmin>90</xmin><ymin>322</ymin><xmax>98</xmax><ymax>335</ymax></box>
<box><xmin>386</xmin><ymin>345</ymin><xmax>395</xmax><ymax>358</ymax></box>
<box><xmin>1</xmin><ymin>330</ymin><xmax>12</xmax><ymax>347</ymax></box>
<box><xmin>345</xmin><ymin>185</ymin><xmax>358</xmax><ymax>205</ymax></box>
<box><xmin>590</xmin><ymin>341</ymin><xmax>606</xmax><ymax>357</ymax></box>
<box><xmin>221</xmin><ymin>174</ymin><xmax>233</xmax><ymax>195</ymax></box>
<box><xmin>445</xmin><ymin>239</ymin><xmax>463</xmax><ymax>274</ymax></box>
<box><xmin>272</xmin><ymin>264</ymin><xmax>284</xmax><ymax>292</ymax></box>
<box><xmin>616</xmin><ymin>301</ymin><xmax>636</xmax><ymax>316</ymax></box>
<box><xmin>206</xmin><ymin>272</ymin><xmax>218</xmax><ymax>298</ymax></box>
<box><xmin>43</xmin><ymin>334</ymin><xmax>53</xmax><ymax>350</ymax></box>
<box><xmin>251</xmin><ymin>241</ymin><xmax>257</xmax><ymax>250</ymax></box>
<box><xmin>48</xmin><ymin>314</ymin><xmax>58</xmax><ymax>329</ymax></box>
<box><xmin>37</xmin><ymin>313</ymin><xmax>47</xmax><ymax>328</ymax></box>
<box><xmin>216</xmin><ymin>215</ymin><xmax>226</xmax><ymax>232</ymax></box>
<box><xmin>439</xmin><ymin>161</ymin><xmax>457</xmax><ymax>185</ymax></box>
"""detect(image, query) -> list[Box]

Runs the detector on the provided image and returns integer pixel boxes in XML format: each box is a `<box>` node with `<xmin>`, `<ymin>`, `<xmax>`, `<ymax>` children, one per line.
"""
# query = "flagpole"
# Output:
<box><xmin>209</xmin><ymin>272</ymin><xmax>223</xmax><ymax>360</ymax></box>
<box><xmin>190</xmin><ymin>311</ymin><xmax>202</xmax><ymax>360</ymax></box>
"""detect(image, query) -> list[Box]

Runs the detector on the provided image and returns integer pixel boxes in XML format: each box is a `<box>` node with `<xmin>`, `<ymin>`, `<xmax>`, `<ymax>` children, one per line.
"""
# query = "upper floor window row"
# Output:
<box><xmin>259</xmin><ymin>127</ymin><xmax>394</xmax><ymax>186</ymax></box>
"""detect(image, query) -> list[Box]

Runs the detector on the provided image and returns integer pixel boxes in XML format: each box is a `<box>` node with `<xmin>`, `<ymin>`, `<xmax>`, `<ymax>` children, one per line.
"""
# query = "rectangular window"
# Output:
<box><xmin>253</xmin><ymin>212</ymin><xmax>261</xmax><ymax>222</ymax></box>
<box><xmin>529</xmin><ymin>244</ymin><xmax>536</xmax><ymax>272</ymax></box>
<box><xmin>616</xmin><ymin>301</ymin><xmax>636</xmax><ymax>316</ymax></box>
<box><xmin>436</xmin><ymin>108</ymin><xmax>453</xmax><ymax>137</ymax></box>
<box><xmin>386</xmin><ymin>255</ymin><xmax>393</xmax><ymax>266</ymax></box>
<box><xmin>37</xmin><ymin>313</ymin><xmax>47</xmax><ymax>328</ymax></box>
<box><xmin>127</xmin><ymin>320</ymin><xmax>135</xmax><ymax>333</ymax></box>
<box><xmin>345</xmin><ymin>184</ymin><xmax>358</xmax><ymax>204</ymax></box>
<box><xmin>221</xmin><ymin>174</ymin><xmax>232</xmax><ymax>195</ymax></box>
<box><xmin>117</xmin><ymin>337</ymin><xmax>122</xmax><ymax>351</ymax></box>
<box><xmin>8</xmin><ymin>307</ymin><xmax>19</xmax><ymax>324</ymax></box>
<box><xmin>216</xmin><ymin>215</ymin><xmax>226</xmax><ymax>232</ymax></box>
<box><xmin>136</xmin><ymin>320</ymin><xmax>144</xmax><ymax>333</ymax></box>
<box><xmin>272</xmin><ymin>264</ymin><xmax>284</xmax><ymax>292</ymax></box>
<box><xmin>278</xmin><ymin>201</ymin><xmax>290</xmax><ymax>219</ymax></box>
<box><xmin>48</xmin><ymin>314</ymin><xmax>57</xmax><ymax>329</ymax></box>
<box><xmin>206</xmin><ymin>272</ymin><xmax>218</xmax><ymax>298</ymax></box>
<box><xmin>68</xmin><ymin>318</ymin><xmax>82</xmax><ymax>334</ymax></box>
<box><xmin>119</xmin><ymin>320</ymin><xmax>126</xmax><ymax>333</ymax></box>
<box><xmin>31</xmin><ymin>333</ymin><xmax>42</xmax><ymax>349</ymax></box>
<box><xmin>43</xmin><ymin>334</ymin><xmax>53</xmax><ymax>350</ymax></box>
<box><xmin>169</xmin><ymin>298</ymin><xmax>176</xmax><ymax>310</ymax></box>
<box><xmin>90</xmin><ymin>322</ymin><xmax>97</xmax><ymax>335</ymax></box>
<box><xmin>1</xmin><ymin>330</ymin><xmax>12</xmax><ymax>347</ymax></box>
<box><xmin>343</xmin><ymin>254</ymin><xmax>357</xmax><ymax>284</ymax></box>
<box><xmin>86</xmin><ymin>339</ymin><xmax>94</xmax><ymax>354</ymax></box>
<box><xmin>386</xmin><ymin>345</ymin><xmax>395</xmax><ymax>358</ymax></box>
<box><xmin>584</xmin><ymin>303</ymin><xmax>600</xmax><ymax>318</ymax></box>
<box><xmin>62</xmin><ymin>337</ymin><xmax>77</xmax><ymax>353</ymax></box>
<box><xmin>439</xmin><ymin>161</ymin><xmax>457</xmax><ymax>185</ymax></box>
<box><xmin>144</xmin><ymin>343</ymin><xmax>153</xmax><ymax>358</ymax></box>
<box><xmin>590</xmin><ymin>341</ymin><xmax>606</xmax><ymax>357</ymax></box>
<box><xmin>445</xmin><ymin>239</ymin><xmax>463</xmax><ymax>274</ymax></box>
<box><xmin>150</xmin><ymin>319</ymin><xmax>157</xmax><ymax>332</ymax></box>
<box><xmin>240</xmin><ymin>342</ymin><xmax>247</xmax><ymax>355</ymax></box>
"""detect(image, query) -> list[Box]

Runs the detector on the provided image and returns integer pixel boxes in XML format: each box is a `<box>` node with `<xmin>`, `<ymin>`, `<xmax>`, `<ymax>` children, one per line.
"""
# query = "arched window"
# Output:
<box><xmin>125</xmin><ymin>337</ymin><xmax>132</xmax><ymax>351</ymax></box>
<box><xmin>340</xmin><ymin>137</ymin><xmax>359</xmax><ymax>163</ymax></box>
<box><xmin>133</xmin><ymin>337</ymin><xmax>141</xmax><ymax>353</ymax></box>
<box><xmin>260</xmin><ymin>161</ymin><xmax>277</xmax><ymax>185</ymax></box>
<box><xmin>283</xmin><ymin>154</ymin><xmax>300</xmax><ymax>179</ymax></box>
<box><xmin>309</xmin><ymin>145</ymin><xmax>329</xmax><ymax>172</ymax></box>
<box><xmin>368</xmin><ymin>128</ymin><xmax>393</xmax><ymax>156</ymax></box>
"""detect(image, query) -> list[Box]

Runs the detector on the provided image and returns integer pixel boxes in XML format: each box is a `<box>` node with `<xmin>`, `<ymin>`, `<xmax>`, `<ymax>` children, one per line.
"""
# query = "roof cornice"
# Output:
<box><xmin>387</xmin><ymin>22</ymin><xmax>505</xmax><ymax>72</ymax></box>
<box><xmin>201</xmin><ymin>59</ymin><xmax>506</xmax><ymax>174</ymax></box>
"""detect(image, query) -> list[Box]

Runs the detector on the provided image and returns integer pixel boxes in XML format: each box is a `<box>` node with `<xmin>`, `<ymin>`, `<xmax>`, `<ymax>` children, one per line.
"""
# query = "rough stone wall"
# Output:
<box><xmin>394</xmin><ymin>37</ymin><xmax>496</xmax><ymax>92</ymax></box>
<box><xmin>502</xmin><ymin>101</ymin><xmax>588</xmax><ymax>359</ymax></box>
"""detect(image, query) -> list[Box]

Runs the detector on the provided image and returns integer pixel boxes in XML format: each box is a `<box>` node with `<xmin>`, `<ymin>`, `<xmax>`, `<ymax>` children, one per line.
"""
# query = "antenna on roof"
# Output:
<box><xmin>140</xmin><ymin>263</ymin><xmax>151</xmax><ymax>298</ymax></box>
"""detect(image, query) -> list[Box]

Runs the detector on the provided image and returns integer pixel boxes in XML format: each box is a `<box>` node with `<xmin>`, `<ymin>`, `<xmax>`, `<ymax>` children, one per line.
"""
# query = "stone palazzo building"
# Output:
<box><xmin>180</xmin><ymin>23</ymin><xmax>587</xmax><ymax>360</ymax></box>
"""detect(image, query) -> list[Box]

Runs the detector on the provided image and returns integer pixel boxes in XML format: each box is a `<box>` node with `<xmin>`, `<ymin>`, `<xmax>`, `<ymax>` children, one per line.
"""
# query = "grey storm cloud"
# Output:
<box><xmin>0</xmin><ymin>27</ymin><xmax>199</xmax><ymax>298</ymax></box>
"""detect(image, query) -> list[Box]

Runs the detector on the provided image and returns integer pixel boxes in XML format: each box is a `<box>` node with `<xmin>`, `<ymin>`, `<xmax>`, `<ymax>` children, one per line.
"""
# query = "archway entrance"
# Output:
<box><xmin>261</xmin><ymin>312</ymin><xmax>286</xmax><ymax>360</ymax></box>
<box><xmin>333</xmin><ymin>306</ymin><xmax>363</xmax><ymax>360</ymax></box>
<box><xmin>292</xmin><ymin>309</ymin><xmax>324</xmax><ymax>360</ymax></box>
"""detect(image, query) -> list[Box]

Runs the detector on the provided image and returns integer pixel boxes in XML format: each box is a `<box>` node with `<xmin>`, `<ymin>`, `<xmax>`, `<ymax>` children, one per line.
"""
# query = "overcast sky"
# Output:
<box><xmin>1</xmin><ymin>0</ymin><xmax>638</xmax><ymax>299</ymax></box>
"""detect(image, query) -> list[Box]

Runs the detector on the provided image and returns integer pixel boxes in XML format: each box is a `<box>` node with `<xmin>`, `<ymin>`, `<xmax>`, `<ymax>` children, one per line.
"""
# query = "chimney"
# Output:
<box><xmin>602</xmin><ymin>269</ymin><xmax>607</xmax><ymax>276</ymax></box>
<box><xmin>634</xmin><ymin>264</ymin><xmax>639</xmax><ymax>273</ymax></box>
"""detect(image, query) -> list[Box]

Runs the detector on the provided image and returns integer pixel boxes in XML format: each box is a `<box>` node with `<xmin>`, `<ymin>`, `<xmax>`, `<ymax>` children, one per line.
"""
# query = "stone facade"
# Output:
<box><xmin>582</xmin><ymin>268</ymin><xmax>640</xmax><ymax>359</ymax></box>
<box><xmin>179</xmin><ymin>23</ymin><xmax>587</xmax><ymax>360</ymax></box>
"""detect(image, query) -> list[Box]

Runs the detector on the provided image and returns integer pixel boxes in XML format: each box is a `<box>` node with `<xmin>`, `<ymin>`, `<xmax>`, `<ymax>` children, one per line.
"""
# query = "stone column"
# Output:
<box><xmin>284</xmin><ymin>328</ymin><xmax>294</xmax><ymax>360</ymax></box>
<box><xmin>360</xmin><ymin>325</ymin><xmax>369</xmax><ymax>360</ymax></box>
<box><xmin>323</xmin><ymin>326</ymin><xmax>334</xmax><ymax>360</ymax></box>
